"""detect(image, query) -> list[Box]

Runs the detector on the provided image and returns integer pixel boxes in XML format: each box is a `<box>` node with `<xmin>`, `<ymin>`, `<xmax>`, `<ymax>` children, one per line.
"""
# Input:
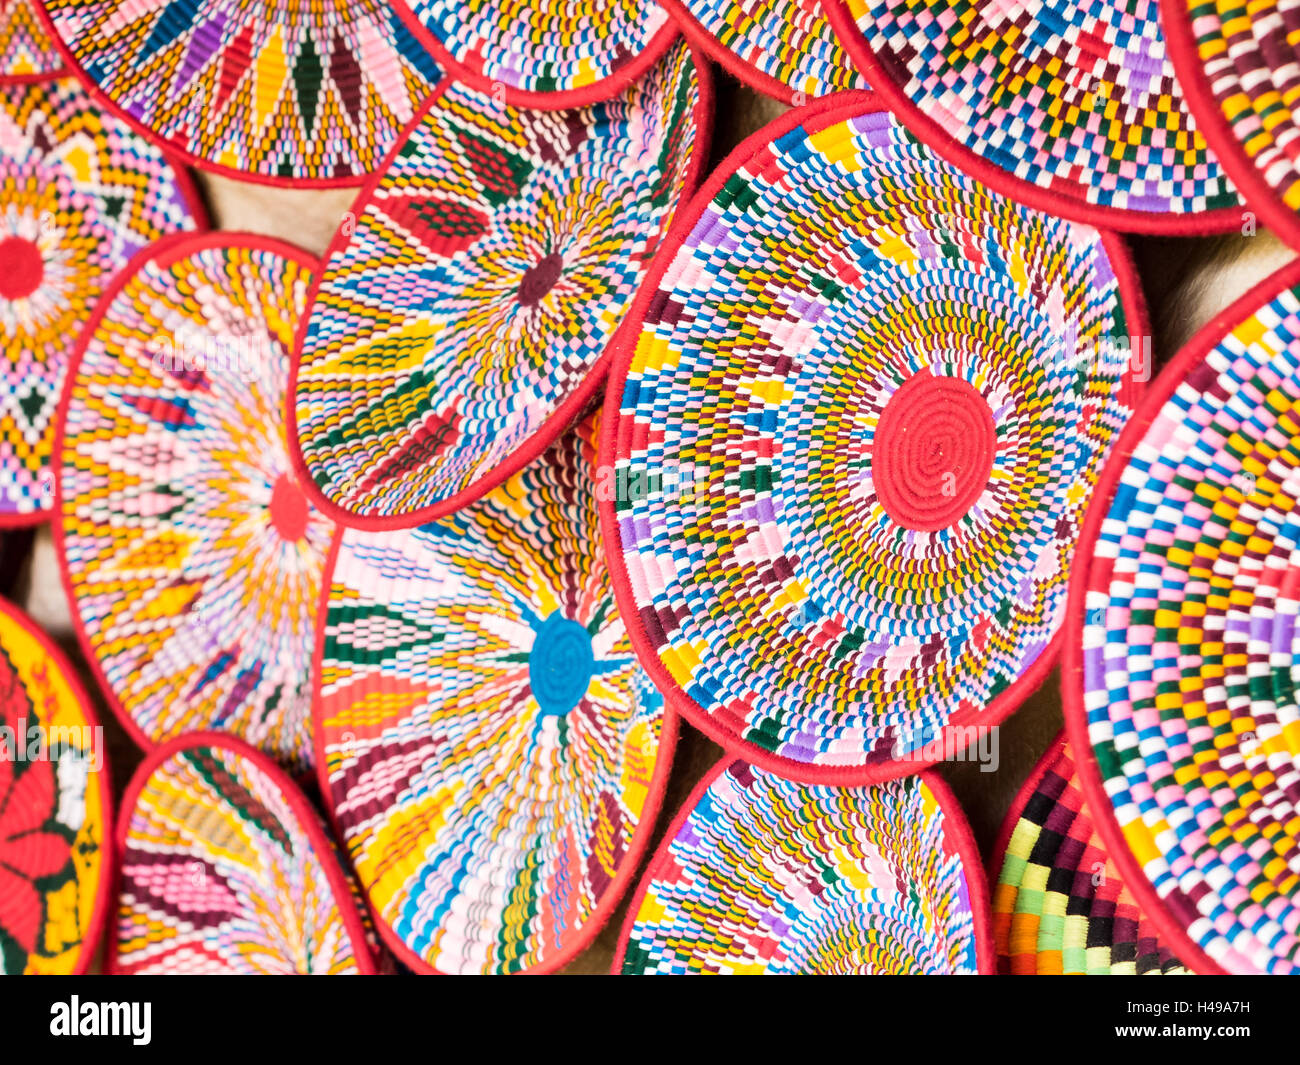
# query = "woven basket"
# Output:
<box><xmin>0</xmin><ymin>598</ymin><xmax>111</xmax><ymax>975</ymax></box>
<box><xmin>38</xmin><ymin>0</ymin><xmax>443</xmax><ymax>185</ymax></box>
<box><xmin>602</xmin><ymin>94</ymin><xmax>1146</xmax><ymax>783</ymax></box>
<box><xmin>0</xmin><ymin>0</ymin><xmax>61</xmax><ymax>80</ymax></box>
<box><xmin>615</xmin><ymin>758</ymin><xmax>991</xmax><ymax>973</ymax></box>
<box><xmin>395</xmin><ymin>0</ymin><xmax>677</xmax><ymax>107</ymax></box>
<box><xmin>111</xmin><ymin>733</ymin><xmax>378</xmax><ymax>974</ymax></box>
<box><xmin>661</xmin><ymin>0</ymin><xmax>864</xmax><ymax>102</ymax></box>
<box><xmin>55</xmin><ymin>233</ymin><xmax>332</xmax><ymax>774</ymax></box>
<box><xmin>315</xmin><ymin>413</ymin><xmax>674</xmax><ymax>974</ymax></box>
<box><xmin>991</xmin><ymin>733</ymin><xmax>1189</xmax><ymax>974</ymax></box>
<box><xmin>1163</xmin><ymin>0</ymin><xmax>1300</xmax><ymax>249</ymax></box>
<box><xmin>290</xmin><ymin>39</ymin><xmax>708</xmax><ymax>528</ymax></box>
<box><xmin>1066</xmin><ymin>258</ymin><xmax>1300</xmax><ymax>975</ymax></box>
<box><xmin>822</xmin><ymin>0</ymin><xmax>1243</xmax><ymax>232</ymax></box>
<box><xmin>0</xmin><ymin>75</ymin><xmax>201</xmax><ymax>526</ymax></box>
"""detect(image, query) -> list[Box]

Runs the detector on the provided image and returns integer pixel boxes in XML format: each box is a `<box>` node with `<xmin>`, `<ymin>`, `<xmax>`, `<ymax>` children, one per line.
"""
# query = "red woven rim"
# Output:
<box><xmin>0</xmin><ymin>595</ymin><xmax>113</xmax><ymax>975</ymax></box>
<box><xmin>1160</xmin><ymin>0</ymin><xmax>1300</xmax><ymax>251</ymax></box>
<box><xmin>598</xmin><ymin>90</ymin><xmax>1151</xmax><ymax>786</ymax></box>
<box><xmin>309</xmin><ymin>525</ymin><xmax>682</xmax><ymax>974</ymax></box>
<box><xmin>51</xmin><ymin>230</ymin><xmax>319</xmax><ymax>758</ymax></box>
<box><xmin>1062</xmin><ymin>254</ymin><xmax>1300</xmax><ymax>977</ymax></box>
<box><xmin>391</xmin><ymin>0</ymin><xmax>682</xmax><ymax>110</ymax></box>
<box><xmin>610</xmin><ymin>756</ymin><xmax>995</xmax><ymax>974</ymax></box>
<box><xmin>107</xmin><ymin>730</ymin><xmax>380</xmax><ymax>974</ymax></box>
<box><xmin>820</xmin><ymin>0</ymin><xmax>1245</xmax><ymax>237</ymax></box>
<box><xmin>286</xmin><ymin>44</ymin><xmax>714</xmax><ymax>532</ymax></box>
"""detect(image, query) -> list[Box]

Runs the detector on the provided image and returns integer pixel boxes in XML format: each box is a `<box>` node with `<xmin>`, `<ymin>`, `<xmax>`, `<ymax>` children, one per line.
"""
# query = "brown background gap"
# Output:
<box><xmin>2</xmin><ymin>75</ymin><xmax>1294</xmax><ymax>974</ymax></box>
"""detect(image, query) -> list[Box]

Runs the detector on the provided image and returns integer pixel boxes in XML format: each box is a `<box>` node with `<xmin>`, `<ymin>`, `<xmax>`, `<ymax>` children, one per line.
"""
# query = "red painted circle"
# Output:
<box><xmin>0</xmin><ymin>237</ymin><xmax>44</xmax><ymax>300</ymax></box>
<box><xmin>872</xmin><ymin>371</ymin><xmax>996</xmax><ymax>532</ymax></box>
<box><xmin>269</xmin><ymin>474</ymin><xmax>309</xmax><ymax>541</ymax></box>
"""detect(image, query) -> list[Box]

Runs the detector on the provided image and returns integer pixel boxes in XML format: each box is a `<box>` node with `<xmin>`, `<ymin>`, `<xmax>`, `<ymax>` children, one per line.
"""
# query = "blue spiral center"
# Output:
<box><xmin>529</xmin><ymin>612</ymin><xmax>595</xmax><ymax>717</ymax></box>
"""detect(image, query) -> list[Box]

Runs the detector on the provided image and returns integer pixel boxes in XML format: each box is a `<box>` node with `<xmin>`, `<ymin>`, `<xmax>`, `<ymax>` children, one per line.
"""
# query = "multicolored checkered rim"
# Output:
<box><xmin>1065</xmin><ymin>257</ymin><xmax>1300</xmax><ymax>975</ymax></box>
<box><xmin>614</xmin><ymin>759</ymin><xmax>993</xmax><ymax>973</ymax></box>
<box><xmin>1162</xmin><ymin>0</ymin><xmax>1300</xmax><ymax>251</ymax></box>
<box><xmin>601</xmin><ymin>92</ymin><xmax>1147</xmax><ymax>783</ymax></box>
<box><xmin>823</xmin><ymin>0</ymin><xmax>1244</xmax><ymax>233</ymax></box>
<box><xmin>37</xmin><ymin>0</ymin><xmax>444</xmax><ymax>185</ymax></box>
<box><xmin>991</xmin><ymin>732</ymin><xmax>1189</xmax><ymax>974</ymax></box>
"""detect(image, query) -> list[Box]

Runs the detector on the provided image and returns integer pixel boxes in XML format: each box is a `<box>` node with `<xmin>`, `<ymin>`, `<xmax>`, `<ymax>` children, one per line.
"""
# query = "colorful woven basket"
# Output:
<box><xmin>38</xmin><ymin>0</ymin><xmax>443</xmax><ymax>185</ymax></box>
<box><xmin>602</xmin><ymin>94</ymin><xmax>1146</xmax><ymax>783</ymax></box>
<box><xmin>395</xmin><ymin>0</ymin><xmax>677</xmax><ymax>107</ymax></box>
<box><xmin>55</xmin><ymin>233</ymin><xmax>332</xmax><ymax>773</ymax></box>
<box><xmin>615</xmin><ymin>759</ymin><xmax>991</xmax><ymax>974</ymax></box>
<box><xmin>0</xmin><ymin>75</ymin><xmax>201</xmax><ymax>525</ymax></box>
<box><xmin>111</xmin><ymin>733</ymin><xmax>377</xmax><ymax>974</ymax></box>
<box><xmin>991</xmin><ymin>733</ymin><xmax>1189</xmax><ymax>974</ymax></box>
<box><xmin>661</xmin><ymin>0</ymin><xmax>864</xmax><ymax>101</ymax></box>
<box><xmin>290</xmin><ymin>39</ymin><xmax>707</xmax><ymax>528</ymax></box>
<box><xmin>1</xmin><ymin>0</ymin><xmax>60</xmax><ymax>80</ymax></box>
<box><xmin>822</xmin><ymin>0</ymin><xmax>1243</xmax><ymax>232</ymax></box>
<box><xmin>1066</xmin><ymin>259</ymin><xmax>1300</xmax><ymax>975</ymax></box>
<box><xmin>1163</xmin><ymin>0</ymin><xmax>1300</xmax><ymax>249</ymax></box>
<box><xmin>0</xmin><ymin>598</ymin><xmax>110</xmax><ymax>975</ymax></box>
<box><xmin>315</xmin><ymin>414</ymin><xmax>673</xmax><ymax>974</ymax></box>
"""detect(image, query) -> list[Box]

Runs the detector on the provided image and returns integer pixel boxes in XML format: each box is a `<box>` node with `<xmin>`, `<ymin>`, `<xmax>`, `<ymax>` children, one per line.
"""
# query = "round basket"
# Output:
<box><xmin>111</xmin><ymin>733</ymin><xmax>378</xmax><ymax>974</ymax></box>
<box><xmin>290</xmin><ymin>39</ymin><xmax>708</xmax><ymax>528</ymax></box>
<box><xmin>315</xmin><ymin>413</ymin><xmax>674</xmax><ymax>974</ymax></box>
<box><xmin>1</xmin><ymin>0</ymin><xmax>61</xmax><ymax>81</ymax></box>
<box><xmin>55</xmin><ymin>232</ymin><xmax>332</xmax><ymax>773</ymax></box>
<box><xmin>615</xmin><ymin>758</ymin><xmax>992</xmax><ymax>973</ymax></box>
<box><xmin>1065</xmin><ymin>258</ymin><xmax>1300</xmax><ymax>975</ymax></box>
<box><xmin>991</xmin><ymin>732</ymin><xmax>1189</xmax><ymax>974</ymax></box>
<box><xmin>1162</xmin><ymin>0</ymin><xmax>1300</xmax><ymax>250</ymax></box>
<box><xmin>0</xmin><ymin>598</ymin><xmax>110</xmax><ymax>975</ymax></box>
<box><xmin>602</xmin><ymin>93</ymin><xmax>1147</xmax><ymax>783</ymax></box>
<box><xmin>822</xmin><ymin>0</ymin><xmax>1244</xmax><ymax>233</ymax></box>
<box><xmin>0</xmin><ymin>75</ymin><xmax>201</xmax><ymax>525</ymax></box>
<box><xmin>395</xmin><ymin>0</ymin><xmax>678</xmax><ymax>108</ymax></box>
<box><xmin>37</xmin><ymin>0</ymin><xmax>444</xmax><ymax>185</ymax></box>
<box><xmin>661</xmin><ymin>0</ymin><xmax>864</xmax><ymax>102</ymax></box>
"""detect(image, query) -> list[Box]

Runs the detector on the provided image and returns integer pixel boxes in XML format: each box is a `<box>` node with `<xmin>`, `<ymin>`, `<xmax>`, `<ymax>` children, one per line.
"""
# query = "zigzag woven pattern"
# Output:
<box><xmin>620</xmin><ymin>762</ymin><xmax>979</xmax><ymax>974</ymax></box>
<box><xmin>608</xmin><ymin>103</ymin><xmax>1137</xmax><ymax>776</ymax></box>
<box><xmin>58</xmin><ymin>239</ymin><xmax>330</xmax><ymax>772</ymax></box>
<box><xmin>40</xmin><ymin>0</ymin><xmax>443</xmax><ymax>181</ymax></box>
<box><xmin>402</xmin><ymin>0</ymin><xmax>669</xmax><ymax>96</ymax></box>
<box><xmin>668</xmin><ymin>0</ymin><xmax>863</xmax><ymax>97</ymax></box>
<box><xmin>115</xmin><ymin>739</ymin><xmax>369</xmax><ymax>974</ymax></box>
<box><xmin>0</xmin><ymin>601</ymin><xmax>106</xmax><ymax>975</ymax></box>
<box><xmin>1078</xmin><ymin>277</ymin><xmax>1300</xmax><ymax>975</ymax></box>
<box><xmin>838</xmin><ymin>0</ymin><xmax>1240</xmax><ymax>216</ymax></box>
<box><xmin>0</xmin><ymin>76</ymin><xmax>196</xmax><ymax>522</ymax></box>
<box><xmin>992</xmin><ymin>735</ymin><xmax>1188</xmax><ymax>974</ymax></box>
<box><xmin>318</xmin><ymin>415</ymin><xmax>668</xmax><ymax>974</ymax></box>
<box><xmin>0</xmin><ymin>0</ymin><xmax>60</xmax><ymax>77</ymax></box>
<box><xmin>294</xmin><ymin>41</ymin><xmax>700</xmax><ymax>522</ymax></box>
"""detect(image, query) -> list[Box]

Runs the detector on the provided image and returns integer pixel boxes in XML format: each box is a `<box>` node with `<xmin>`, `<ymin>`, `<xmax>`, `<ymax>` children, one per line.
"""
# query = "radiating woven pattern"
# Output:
<box><xmin>0</xmin><ymin>602</ymin><xmax>106</xmax><ymax>975</ymax></box>
<box><xmin>402</xmin><ymin>0</ymin><xmax>669</xmax><ymax>96</ymax></box>
<box><xmin>609</xmin><ymin>105</ymin><xmax>1137</xmax><ymax>776</ymax></box>
<box><xmin>1079</xmin><ymin>279</ymin><xmax>1300</xmax><ymax>975</ymax></box>
<box><xmin>993</xmin><ymin>736</ymin><xmax>1188</xmax><ymax>974</ymax></box>
<box><xmin>319</xmin><ymin>416</ymin><xmax>667</xmax><ymax>973</ymax></box>
<box><xmin>1</xmin><ymin>77</ymin><xmax>196</xmax><ymax>522</ymax></box>
<box><xmin>0</xmin><ymin>0</ymin><xmax>60</xmax><ymax>77</ymax></box>
<box><xmin>1168</xmin><ymin>0</ymin><xmax>1300</xmax><ymax>223</ymax></box>
<box><xmin>58</xmin><ymin>240</ymin><xmax>330</xmax><ymax>772</ymax></box>
<box><xmin>838</xmin><ymin>0</ymin><xmax>1239</xmax><ymax>216</ymax></box>
<box><xmin>115</xmin><ymin>740</ymin><xmax>368</xmax><ymax>974</ymax></box>
<box><xmin>668</xmin><ymin>0</ymin><xmax>862</xmax><ymax>96</ymax></box>
<box><xmin>621</xmin><ymin>762</ymin><xmax>978</xmax><ymax>973</ymax></box>
<box><xmin>40</xmin><ymin>0</ymin><xmax>442</xmax><ymax>181</ymax></box>
<box><xmin>294</xmin><ymin>41</ymin><xmax>700</xmax><ymax>522</ymax></box>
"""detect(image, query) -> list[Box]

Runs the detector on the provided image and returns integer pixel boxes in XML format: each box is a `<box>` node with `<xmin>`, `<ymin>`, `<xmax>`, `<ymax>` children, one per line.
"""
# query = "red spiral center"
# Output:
<box><xmin>0</xmin><ymin>237</ymin><xmax>44</xmax><ymax>300</ymax></box>
<box><xmin>872</xmin><ymin>371</ymin><xmax>996</xmax><ymax>532</ymax></box>
<box><xmin>269</xmin><ymin>474</ymin><xmax>309</xmax><ymax>542</ymax></box>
